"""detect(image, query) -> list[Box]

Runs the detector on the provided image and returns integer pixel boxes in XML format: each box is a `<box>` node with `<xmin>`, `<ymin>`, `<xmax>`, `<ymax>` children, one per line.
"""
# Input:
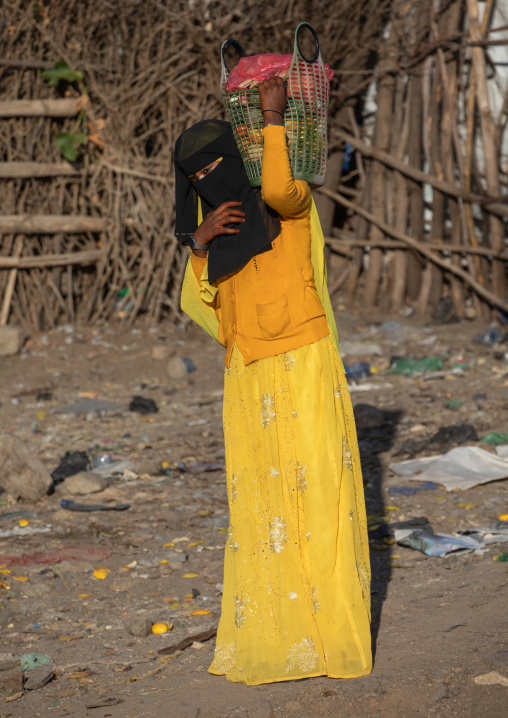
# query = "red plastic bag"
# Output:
<box><xmin>225</xmin><ymin>53</ymin><xmax>334</xmax><ymax>92</ymax></box>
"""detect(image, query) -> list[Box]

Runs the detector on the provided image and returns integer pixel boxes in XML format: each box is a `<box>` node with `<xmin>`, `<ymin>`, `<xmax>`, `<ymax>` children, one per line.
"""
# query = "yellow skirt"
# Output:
<box><xmin>209</xmin><ymin>335</ymin><xmax>372</xmax><ymax>685</ymax></box>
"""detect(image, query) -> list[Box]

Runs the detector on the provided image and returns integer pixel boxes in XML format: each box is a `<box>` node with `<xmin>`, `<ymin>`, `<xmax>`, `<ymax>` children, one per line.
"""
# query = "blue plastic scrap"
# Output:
<box><xmin>345</xmin><ymin>361</ymin><xmax>371</xmax><ymax>380</ymax></box>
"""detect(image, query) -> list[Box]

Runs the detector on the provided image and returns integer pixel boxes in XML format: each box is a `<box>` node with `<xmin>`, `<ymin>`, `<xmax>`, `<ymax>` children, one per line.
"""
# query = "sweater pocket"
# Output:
<box><xmin>256</xmin><ymin>295</ymin><xmax>291</xmax><ymax>339</ymax></box>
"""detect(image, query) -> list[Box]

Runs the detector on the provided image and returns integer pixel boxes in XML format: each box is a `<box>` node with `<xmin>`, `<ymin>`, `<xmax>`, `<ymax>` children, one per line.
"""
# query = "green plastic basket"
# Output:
<box><xmin>220</xmin><ymin>23</ymin><xmax>330</xmax><ymax>187</ymax></box>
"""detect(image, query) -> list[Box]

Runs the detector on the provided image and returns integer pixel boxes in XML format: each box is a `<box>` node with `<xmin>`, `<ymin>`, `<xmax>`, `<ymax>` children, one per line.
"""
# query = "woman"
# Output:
<box><xmin>175</xmin><ymin>77</ymin><xmax>371</xmax><ymax>685</ymax></box>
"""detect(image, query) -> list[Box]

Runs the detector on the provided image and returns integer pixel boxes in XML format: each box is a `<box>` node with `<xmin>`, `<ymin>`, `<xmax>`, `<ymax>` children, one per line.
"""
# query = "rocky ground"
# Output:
<box><xmin>0</xmin><ymin>309</ymin><xmax>507</xmax><ymax>718</ymax></box>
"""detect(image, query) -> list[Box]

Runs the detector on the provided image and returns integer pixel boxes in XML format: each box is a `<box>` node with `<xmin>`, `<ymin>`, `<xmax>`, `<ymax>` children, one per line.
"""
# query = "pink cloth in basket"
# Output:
<box><xmin>225</xmin><ymin>53</ymin><xmax>334</xmax><ymax>92</ymax></box>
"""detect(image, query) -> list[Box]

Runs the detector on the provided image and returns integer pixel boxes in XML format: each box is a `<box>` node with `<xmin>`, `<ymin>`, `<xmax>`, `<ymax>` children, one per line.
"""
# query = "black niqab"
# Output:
<box><xmin>174</xmin><ymin>119</ymin><xmax>280</xmax><ymax>283</ymax></box>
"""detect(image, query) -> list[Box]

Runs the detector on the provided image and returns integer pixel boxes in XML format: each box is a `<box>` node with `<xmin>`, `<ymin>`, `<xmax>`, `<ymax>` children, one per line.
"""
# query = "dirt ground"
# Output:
<box><xmin>0</xmin><ymin>309</ymin><xmax>507</xmax><ymax>718</ymax></box>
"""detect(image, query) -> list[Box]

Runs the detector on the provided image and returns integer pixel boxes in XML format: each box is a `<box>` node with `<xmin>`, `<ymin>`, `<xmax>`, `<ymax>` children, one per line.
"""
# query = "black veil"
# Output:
<box><xmin>174</xmin><ymin>120</ymin><xmax>280</xmax><ymax>283</ymax></box>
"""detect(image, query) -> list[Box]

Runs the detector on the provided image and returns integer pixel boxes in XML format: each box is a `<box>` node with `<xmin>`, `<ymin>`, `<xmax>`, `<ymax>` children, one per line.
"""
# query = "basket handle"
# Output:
<box><xmin>221</xmin><ymin>39</ymin><xmax>246</xmax><ymax>74</ymax></box>
<box><xmin>294</xmin><ymin>22</ymin><xmax>320</xmax><ymax>64</ymax></box>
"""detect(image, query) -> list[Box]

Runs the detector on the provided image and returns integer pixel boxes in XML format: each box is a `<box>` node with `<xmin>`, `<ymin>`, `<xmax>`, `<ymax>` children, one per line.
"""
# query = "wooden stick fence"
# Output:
<box><xmin>323</xmin><ymin>0</ymin><xmax>507</xmax><ymax>319</ymax></box>
<box><xmin>0</xmin><ymin>0</ymin><xmax>505</xmax><ymax>331</ymax></box>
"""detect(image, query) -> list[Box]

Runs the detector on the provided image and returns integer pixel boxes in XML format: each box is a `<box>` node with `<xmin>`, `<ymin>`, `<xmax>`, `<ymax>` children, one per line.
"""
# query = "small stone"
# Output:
<box><xmin>0</xmin><ymin>433</ymin><xmax>52</xmax><ymax>501</ymax></box>
<box><xmin>410</xmin><ymin>423</ymin><xmax>427</xmax><ymax>433</ymax></box>
<box><xmin>60</xmin><ymin>472</ymin><xmax>108</xmax><ymax>496</ymax></box>
<box><xmin>0</xmin><ymin>669</ymin><xmax>23</xmax><ymax>697</ymax></box>
<box><xmin>152</xmin><ymin>345</ymin><xmax>174</xmax><ymax>361</ymax></box>
<box><xmin>0</xmin><ymin>325</ymin><xmax>25</xmax><ymax>357</ymax></box>
<box><xmin>473</xmin><ymin>671</ymin><xmax>508</xmax><ymax>687</ymax></box>
<box><xmin>53</xmin><ymin>560</ymin><xmax>94</xmax><ymax>575</ymax></box>
<box><xmin>0</xmin><ymin>655</ymin><xmax>18</xmax><ymax>672</ymax></box>
<box><xmin>124</xmin><ymin>615</ymin><xmax>152</xmax><ymax>638</ymax></box>
<box><xmin>167</xmin><ymin>356</ymin><xmax>195</xmax><ymax>380</ymax></box>
<box><xmin>353</xmin><ymin>404</ymin><xmax>385</xmax><ymax>429</ymax></box>
<box><xmin>25</xmin><ymin>666</ymin><xmax>54</xmax><ymax>690</ymax></box>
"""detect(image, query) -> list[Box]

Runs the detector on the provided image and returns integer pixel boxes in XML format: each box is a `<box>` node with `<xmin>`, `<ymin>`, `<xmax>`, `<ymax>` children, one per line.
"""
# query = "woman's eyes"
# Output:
<box><xmin>189</xmin><ymin>160</ymin><xmax>220</xmax><ymax>182</ymax></box>
<box><xmin>194</xmin><ymin>167</ymin><xmax>212</xmax><ymax>181</ymax></box>
<box><xmin>189</xmin><ymin>168</ymin><xmax>209</xmax><ymax>182</ymax></box>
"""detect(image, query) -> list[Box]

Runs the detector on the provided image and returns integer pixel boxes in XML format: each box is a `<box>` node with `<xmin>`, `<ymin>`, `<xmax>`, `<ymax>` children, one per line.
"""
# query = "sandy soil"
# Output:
<box><xmin>0</xmin><ymin>310</ymin><xmax>507</xmax><ymax>717</ymax></box>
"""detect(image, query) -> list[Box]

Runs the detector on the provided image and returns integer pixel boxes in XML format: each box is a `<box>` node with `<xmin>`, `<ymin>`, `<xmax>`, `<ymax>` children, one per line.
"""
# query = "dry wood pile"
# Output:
<box><xmin>0</xmin><ymin>0</ymin><xmax>506</xmax><ymax>331</ymax></box>
<box><xmin>322</xmin><ymin>0</ymin><xmax>508</xmax><ymax>320</ymax></box>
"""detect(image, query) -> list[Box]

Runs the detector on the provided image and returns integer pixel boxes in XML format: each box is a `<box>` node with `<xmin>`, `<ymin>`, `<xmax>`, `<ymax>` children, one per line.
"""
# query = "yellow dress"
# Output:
<box><xmin>208</xmin><ymin>335</ymin><xmax>372</xmax><ymax>684</ymax></box>
<box><xmin>180</xmin><ymin>130</ymin><xmax>371</xmax><ymax>684</ymax></box>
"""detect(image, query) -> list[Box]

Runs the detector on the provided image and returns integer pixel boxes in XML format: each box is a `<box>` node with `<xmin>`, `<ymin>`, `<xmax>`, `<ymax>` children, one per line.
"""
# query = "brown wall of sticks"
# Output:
<box><xmin>0</xmin><ymin>0</ymin><xmax>506</xmax><ymax>331</ymax></box>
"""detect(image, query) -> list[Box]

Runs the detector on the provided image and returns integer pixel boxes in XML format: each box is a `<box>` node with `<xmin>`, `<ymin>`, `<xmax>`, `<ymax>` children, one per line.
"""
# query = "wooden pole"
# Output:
<box><xmin>0</xmin><ymin>250</ymin><xmax>105</xmax><ymax>269</ymax></box>
<box><xmin>466</xmin><ymin>0</ymin><xmax>505</xmax><ymax>300</ymax></box>
<box><xmin>313</xmin><ymin>151</ymin><xmax>345</xmax><ymax>277</ymax></box>
<box><xmin>0</xmin><ymin>163</ymin><xmax>80</xmax><ymax>179</ymax></box>
<box><xmin>324</xmin><ymin>234</ymin><xmax>508</xmax><ymax>258</ymax></box>
<box><xmin>362</xmin><ymin>0</ymin><xmax>403</xmax><ymax>308</ymax></box>
<box><xmin>0</xmin><ymin>237</ymin><xmax>23</xmax><ymax>326</ymax></box>
<box><xmin>439</xmin><ymin>0</ymin><xmax>466</xmax><ymax>319</ymax></box>
<box><xmin>0</xmin><ymin>216</ymin><xmax>104</xmax><ymax>234</ymax></box>
<box><xmin>466</xmin><ymin>0</ymin><xmax>497</xmax><ymax>321</ymax></box>
<box><xmin>0</xmin><ymin>98</ymin><xmax>85</xmax><ymax>118</ymax></box>
<box><xmin>0</xmin><ymin>58</ymin><xmax>113</xmax><ymax>72</ymax></box>
<box><xmin>313</xmin><ymin>152</ymin><xmax>344</xmax><ymax>237</ymax></box>
<box><xmin>0</xmin><ymin>58</ymin><xmax>55</xmax><ymax>70</ymax></box>
<box><xmin>416</xmin><ymin>51</ymin><xmax>442</xmax><ymax>317</ymax></box>
<box><xmin>389</xmin><ymin>77</ymin><xmax>411</xmax><ymax>313</ymax></box>
<box><xmin>331</xmin><ymin>131</ymin><xmax>508</xmax><ymax>217</ymax></box>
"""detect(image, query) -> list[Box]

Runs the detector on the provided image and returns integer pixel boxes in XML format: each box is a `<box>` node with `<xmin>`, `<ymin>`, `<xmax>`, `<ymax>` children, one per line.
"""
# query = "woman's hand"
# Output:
<box><xmin>257</xmin><ymin>76</ymin><xmax>287</xmax><ymax>126</ymax></box>
<box><xmin>192</xmin><ymin>201</ymin><xmax>245</xmax><ymax>256</ymax></box>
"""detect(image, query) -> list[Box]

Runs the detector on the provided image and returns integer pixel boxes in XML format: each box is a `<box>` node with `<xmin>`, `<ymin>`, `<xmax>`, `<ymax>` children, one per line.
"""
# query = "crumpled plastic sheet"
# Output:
<box><xmin>496</xmin><ymin>444</ymin><xmax>508</xmax><ymax>459</ymax></box>
<box><xmin>394</xmin><ymin>528</ymin><xmax>482</xmax><ymax>557</ymax></box>
<box><xmin>389</xmin><ymin>445</ymin><xmax>508</xmax><ymax>491</ymax></box>
<box><xmin>20</xmin><ymin>653</ymin><xmax>52</xmax><ymax>672</ymax></box>
<box><xmin>394</xmin><ymin>526</ymin><xmax>508</xmax><ymax>557</ymax></box>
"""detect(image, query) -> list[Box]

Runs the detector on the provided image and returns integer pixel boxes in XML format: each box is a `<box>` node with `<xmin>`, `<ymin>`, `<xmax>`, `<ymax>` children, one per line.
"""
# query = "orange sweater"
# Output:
<box><xmin>191</xmin><ymin>124</ymin><xmax>329</xmax><ymax>367</ymax></box>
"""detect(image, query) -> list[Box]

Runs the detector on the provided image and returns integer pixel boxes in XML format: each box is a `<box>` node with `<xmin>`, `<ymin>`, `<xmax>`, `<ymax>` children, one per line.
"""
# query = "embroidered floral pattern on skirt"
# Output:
<box><xmin>209</xmin><ymin>337</ymin><xmax>372</xmax><ymax>685</ymax></box>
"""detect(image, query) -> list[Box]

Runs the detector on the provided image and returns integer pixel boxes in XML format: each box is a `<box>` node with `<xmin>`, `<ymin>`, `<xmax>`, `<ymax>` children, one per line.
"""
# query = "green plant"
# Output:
<box><xmin>54</xmin><ymin>125</ymin><xmax>88</xmax><ymax>162</ymax></box>
<box><xmin>41</xmin><ymin>61</ymin><xmax>84</xmax><ymax>86</ymax></box>
<box><xmin>42</xmin><ymin>61</ymin><xmax>88</xmax><ymax>162</ymax></box>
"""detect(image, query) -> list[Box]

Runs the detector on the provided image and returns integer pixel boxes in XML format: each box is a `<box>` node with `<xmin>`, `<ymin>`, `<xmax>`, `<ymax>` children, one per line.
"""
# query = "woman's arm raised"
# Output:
<box><xmin>257</xmin><ymin>77</ymin><xmax>311</xmax><ymax>219</ymax></box>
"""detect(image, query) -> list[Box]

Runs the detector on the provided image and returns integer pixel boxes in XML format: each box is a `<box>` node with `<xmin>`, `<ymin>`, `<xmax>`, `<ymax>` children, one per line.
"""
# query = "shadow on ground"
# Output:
<box><xmin>356</xmin><ymin>405</ymin><xmax>403</xmax><ymax>662</ymax></box>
